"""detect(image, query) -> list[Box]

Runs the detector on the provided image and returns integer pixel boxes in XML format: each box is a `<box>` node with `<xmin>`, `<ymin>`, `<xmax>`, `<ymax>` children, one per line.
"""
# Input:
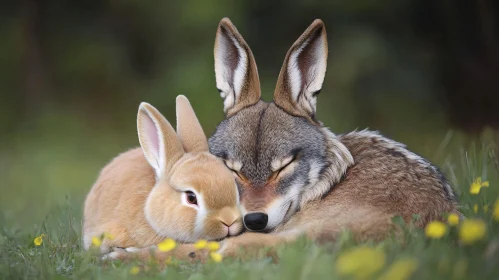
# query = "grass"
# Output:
<box><xmin>2</xmin><ymin>124</ymin><xmax>499</xmax><ymax>279</ymax></box>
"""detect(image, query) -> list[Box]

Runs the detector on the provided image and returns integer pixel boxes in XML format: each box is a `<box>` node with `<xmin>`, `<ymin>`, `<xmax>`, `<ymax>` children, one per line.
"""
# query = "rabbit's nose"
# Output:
<box><xmin>220</xmin><ymin>219</ymin><xmax>242</xmax><ymax>237</ymax></box>
<box><xmin>218</xmin><ymin>209</ymin><xmax>242</xmax><ymax>237</ymax></box>
<box><xmin>220</xmin><ymin>215</ymin><xmax>239</xmax><ymax>229</ymax></box>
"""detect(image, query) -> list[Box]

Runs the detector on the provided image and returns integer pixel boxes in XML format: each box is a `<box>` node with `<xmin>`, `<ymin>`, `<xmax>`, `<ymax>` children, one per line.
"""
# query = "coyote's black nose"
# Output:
<box><xmin>244</xmin><ymin>212</ymin><xmax>268</xmax><ymax>231</ymax></box>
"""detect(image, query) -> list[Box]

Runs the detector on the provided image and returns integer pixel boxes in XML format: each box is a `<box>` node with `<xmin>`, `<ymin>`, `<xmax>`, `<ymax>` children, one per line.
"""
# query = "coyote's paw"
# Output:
<box><xmin>218</xmin><ymin>232</ymin><xmax>292</xmax><ymax>259</ymax></box>
<box><xmin>218</xmin><ymin>235</ymin><xmax>263</xmax><ymax>257</ymax></box>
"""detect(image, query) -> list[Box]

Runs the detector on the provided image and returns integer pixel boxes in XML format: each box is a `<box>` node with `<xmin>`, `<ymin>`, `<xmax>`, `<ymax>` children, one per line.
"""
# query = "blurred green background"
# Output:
<box><xmin>1</xmin><ymin>0</ymin><xmax>498</xmax><ymax>230</ymax></box>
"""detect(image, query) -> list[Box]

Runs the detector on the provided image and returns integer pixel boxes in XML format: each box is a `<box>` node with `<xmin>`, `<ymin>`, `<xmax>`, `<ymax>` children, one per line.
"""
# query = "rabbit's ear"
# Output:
<box><xmin>175</xmin><ymin>95</ymin><xmax>209</xmax><ymax>153</ymax></box>
<box><xmin>214</xmin><ymin>17</ymin><xmax>261</xmax><ymax>117</ymax></box>
<box><xmin>137</xmin><ymin>102</ymin><xmax>185</xmax><ymax>177</ymax></box>
<box><xmin>273</xmin><ymin>19</ymin><xmax>327</xmax><ymax>121</ymax></box>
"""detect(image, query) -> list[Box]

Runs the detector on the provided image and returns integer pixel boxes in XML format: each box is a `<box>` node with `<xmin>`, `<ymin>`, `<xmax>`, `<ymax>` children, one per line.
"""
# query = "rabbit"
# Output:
<box><xmin>82</xmin><ymin>95</ymin><xmax>243</xmax><ymax>254</ymax></box>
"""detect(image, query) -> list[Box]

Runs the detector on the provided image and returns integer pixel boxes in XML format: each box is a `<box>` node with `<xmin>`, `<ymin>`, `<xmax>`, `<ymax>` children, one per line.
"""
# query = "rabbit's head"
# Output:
<box><xmin>138</xmin><ymin>96</ymin><xmax>242</xmax><ymax>243</ymax></box>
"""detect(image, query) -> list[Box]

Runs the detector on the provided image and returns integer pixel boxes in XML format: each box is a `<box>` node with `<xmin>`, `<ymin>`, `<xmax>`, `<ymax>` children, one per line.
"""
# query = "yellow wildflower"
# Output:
<box><xmin>378</xmin><ymin>259</ymin><xmax>418</xmax><ymax>280</ymax></box>
<box><xmin>207</xmin><ymin>241</ymin><xmax>220</xmax><ymax>251</ymax></box>
<box><xmin>91</xmin><ymin>236</ymin><xmax>102</xmax><ymax>247</ymax></box>
<box><xmin>103</xmin><ymin>232</ymin><xmax>114</xmax><ymax>240</ymax></box>
<box><xmin>493</xmin><ymin>200</ymin><xmax>499</xmax><ymax>222</ymax></box>
<box><xmin>210</xmin><ymin>252</ymin><xmax>223</xmax><ymax>263</ymax></box>
<box><xmin>194</xmin><ymin>239</ymin><xmax>207</xmax><ymax>249</ymax></box>
<box><xmin>459</xmin><ymin>219</ymin><xmax>486</xmax><ymax>245</ymax></box>
<box><xmin>447</xmin><ymin>213</ymin><xmax>460</xmax><ymax>226</ymax></box>
<box><xmin>473</xmin><ymin>204</ymin><xmax>478</xmax><ymax>214</ymax></box>
<box><xmin>33</xmin><ymin>234</ymin><xmax>45</xmax><ymax>246</ymax></box>
<box><xmin>129</xmin><ymin>266</ymin><xmax>140</xmax><ymax>275</ymax></box>
<box><xmin>469</xmin><ymin>177</ymin><xmax>489</xmax><ymax>194</ymax></box>
<box><xmin>335</xmin><ymin>246</ymin><xmax>386</xmax><ymax>279</ymax></box>
<box><xmin>158</xmin><ymin>238</ymin><xmax>176</xmax><ymax>252</ymax></box>
<box><xmin>425</xmin><ymin>221</ymin><xmax>447</xmax><ymax>239</ymax></box>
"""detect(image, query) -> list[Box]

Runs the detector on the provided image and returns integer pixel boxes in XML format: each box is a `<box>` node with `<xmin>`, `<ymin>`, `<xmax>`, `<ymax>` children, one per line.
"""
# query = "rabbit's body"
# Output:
<box><xmin>83</xmin><ymin>97</ymin><xmax>243</xmax><ymax>253</ymax></box>
<box><xmin>83</xmin><ymin>148</ymin><xmax>158</xmax><ymax>251</ymax></box>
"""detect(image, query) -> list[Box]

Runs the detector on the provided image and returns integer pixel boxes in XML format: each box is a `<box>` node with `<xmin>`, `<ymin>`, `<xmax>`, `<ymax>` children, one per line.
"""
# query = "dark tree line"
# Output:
<box><xmin>1</xmin><ymin>0</ymin><xmax>498</xmax><ymax>136</ymax></box>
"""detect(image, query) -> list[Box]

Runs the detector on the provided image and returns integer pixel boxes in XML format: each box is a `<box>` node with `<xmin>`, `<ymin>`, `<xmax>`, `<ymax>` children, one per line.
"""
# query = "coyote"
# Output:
<box><xmin>105</xmin><ymin>17</ymin><xmax>460</xmax><ymax>261</ymax></box>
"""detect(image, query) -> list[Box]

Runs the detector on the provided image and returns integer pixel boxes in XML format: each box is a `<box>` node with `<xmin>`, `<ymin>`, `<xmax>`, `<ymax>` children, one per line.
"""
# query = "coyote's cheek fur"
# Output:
<box><xmin>207</xmin><ymin>17</ymin><xmax>460</xmax><ymax>252</ymax></box>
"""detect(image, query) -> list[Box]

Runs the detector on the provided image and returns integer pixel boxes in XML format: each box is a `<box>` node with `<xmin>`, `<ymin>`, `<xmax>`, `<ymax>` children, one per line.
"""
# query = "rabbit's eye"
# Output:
<box><xmin>185</xmin><ymin>191</ymin><xmax>197</xmax><ymax>205</ymax></box>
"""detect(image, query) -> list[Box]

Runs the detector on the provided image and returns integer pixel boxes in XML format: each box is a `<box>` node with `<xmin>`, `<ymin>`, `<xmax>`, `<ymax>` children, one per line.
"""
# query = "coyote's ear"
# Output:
<box><xmin>175</xmin><ymin>95</ymin><xmax>209</xmax><ymax>153</ymax></box>
<box><xmin>274</xmin><ymin>19</ymin><xmax>327</xmax><ymax>121</ymax></box>
<box><xmin>137</xmin><ymin>102</ymin><xmax>185</xmax><ymax>178</ymax></box>
<box><xmin>214</xmin><ymin>17</ymin><xmax>261</xmax><ymax>117</ymax></box>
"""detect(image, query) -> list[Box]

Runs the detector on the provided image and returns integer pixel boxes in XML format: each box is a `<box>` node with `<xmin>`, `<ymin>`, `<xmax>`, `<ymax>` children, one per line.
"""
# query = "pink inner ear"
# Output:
<box><xmin>143</xmin><ymin>113</ymin><xmax>160</xmax><ymax>163</ymax></box>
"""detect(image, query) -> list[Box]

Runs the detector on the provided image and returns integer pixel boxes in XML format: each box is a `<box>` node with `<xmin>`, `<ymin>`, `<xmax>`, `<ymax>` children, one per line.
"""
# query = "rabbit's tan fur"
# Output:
<box><xmin>83</xmin><ymin>96</ymin><xmax>242</xmax><ymax>253</ymax></box>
